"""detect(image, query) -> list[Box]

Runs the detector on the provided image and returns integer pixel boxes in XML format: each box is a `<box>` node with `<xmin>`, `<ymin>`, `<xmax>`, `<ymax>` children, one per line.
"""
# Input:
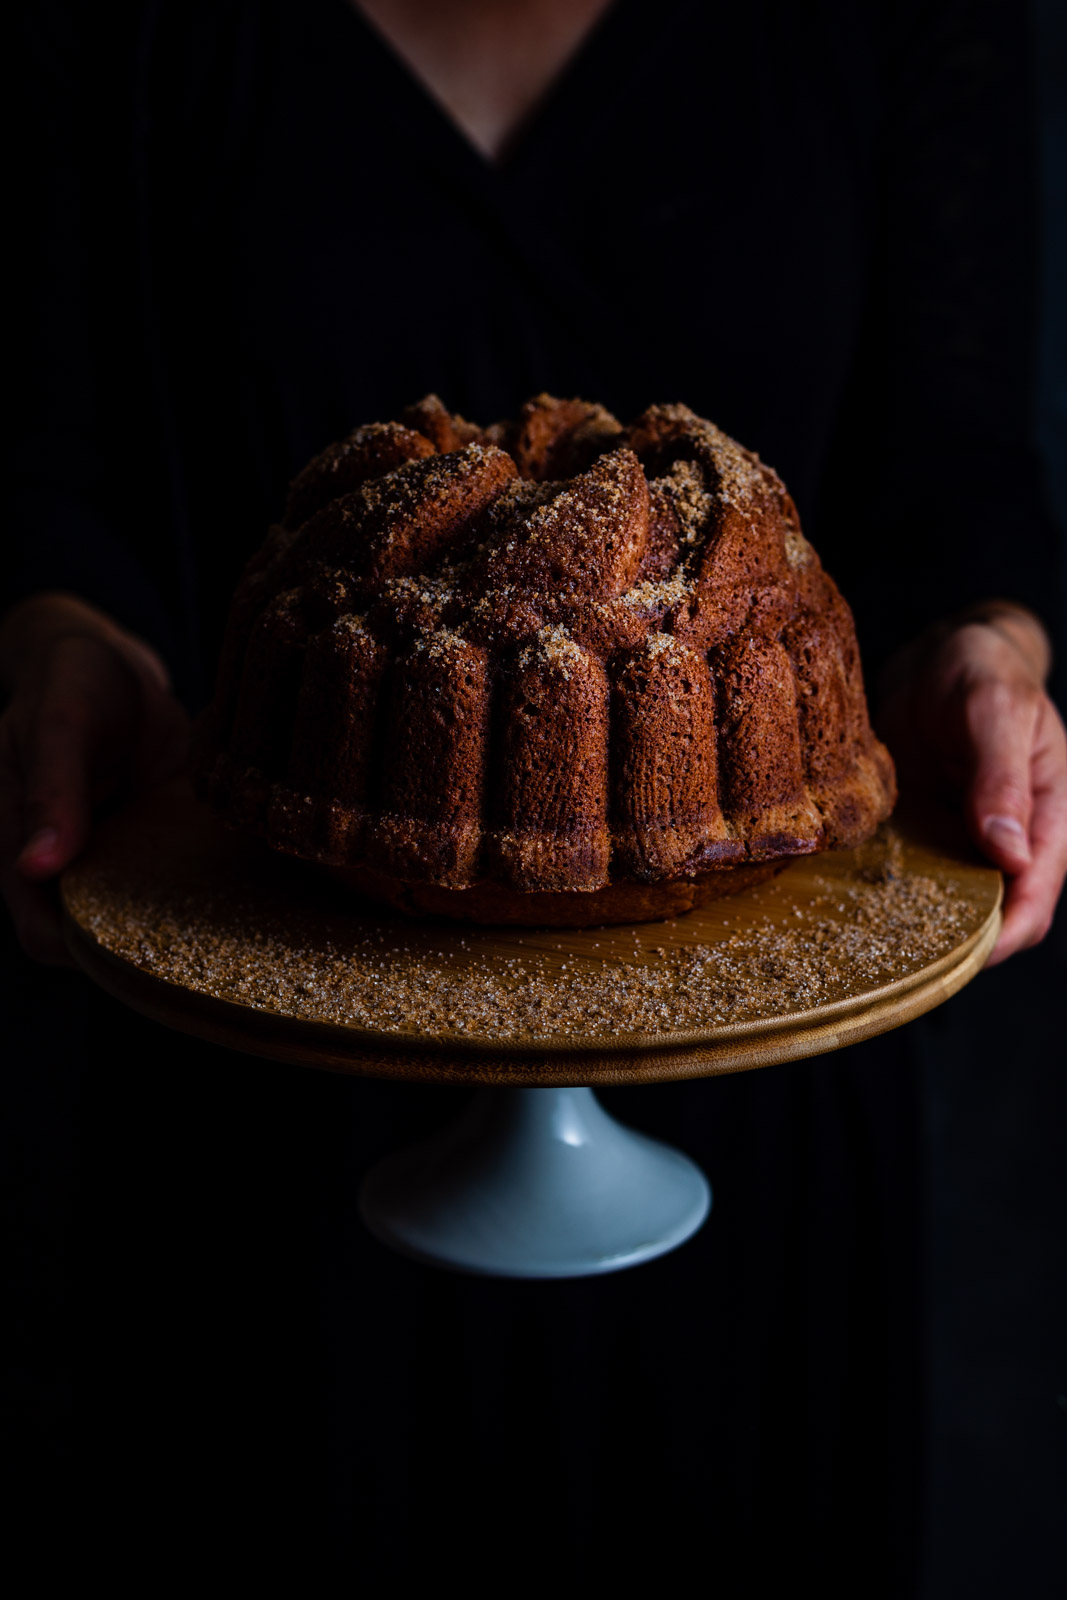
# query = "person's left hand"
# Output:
<box><xmin>878</xmin><ymin>605</ymin><xmax>1067</xmax><ymax>966</ymax></box>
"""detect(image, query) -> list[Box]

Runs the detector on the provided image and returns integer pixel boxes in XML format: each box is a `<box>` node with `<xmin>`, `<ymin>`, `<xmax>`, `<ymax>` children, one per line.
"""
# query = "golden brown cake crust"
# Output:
<box><xmin>195</xmin><ymin>394</ymin><xmax>896</xmax><ymax>926</ymax></box>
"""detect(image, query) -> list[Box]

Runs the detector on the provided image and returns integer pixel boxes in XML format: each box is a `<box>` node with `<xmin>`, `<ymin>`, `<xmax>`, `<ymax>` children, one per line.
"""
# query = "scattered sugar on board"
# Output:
<box><xmin>65</xmin><ymin>835</ymin><xmax>979</xmax><ymax>1046</ymax></box>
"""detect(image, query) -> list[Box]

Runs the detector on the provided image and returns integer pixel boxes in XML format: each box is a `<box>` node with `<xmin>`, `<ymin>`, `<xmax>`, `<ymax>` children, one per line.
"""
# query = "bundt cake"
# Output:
<box><xmin>195</xmin><ymin>394</ymin><xmax>896</xmax><ymax>925</ymax></box>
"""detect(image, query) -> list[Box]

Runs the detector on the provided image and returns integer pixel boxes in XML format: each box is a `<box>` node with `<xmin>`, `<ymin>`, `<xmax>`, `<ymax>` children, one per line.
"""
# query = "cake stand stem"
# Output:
<box><xmin>358</xmin><ymin>1085</ymin><xmax>711</xmax><ymax>1278</ymax></box>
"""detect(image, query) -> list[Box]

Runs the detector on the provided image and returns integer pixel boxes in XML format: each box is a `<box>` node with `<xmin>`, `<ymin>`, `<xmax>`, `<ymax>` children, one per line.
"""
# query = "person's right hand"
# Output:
<box><xmin>0</xmin><ymin>593</ymin><xmax>190</xmax><ymax>964</ymax></box>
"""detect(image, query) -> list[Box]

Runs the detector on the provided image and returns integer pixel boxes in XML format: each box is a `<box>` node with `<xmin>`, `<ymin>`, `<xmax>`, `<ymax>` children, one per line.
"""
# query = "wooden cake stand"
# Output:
<box><xmin>62</xmin><ymin>786</ymin><xmax>1001</xmax><ymax>1278</ymax></box>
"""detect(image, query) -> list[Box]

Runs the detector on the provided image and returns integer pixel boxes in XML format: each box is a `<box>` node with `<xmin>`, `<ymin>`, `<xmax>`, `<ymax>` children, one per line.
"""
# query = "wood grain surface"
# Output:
<box><xmin>61</xmin><ymin>785</ymin><xmax>1001</xmax><ymax>1086</ymax></box>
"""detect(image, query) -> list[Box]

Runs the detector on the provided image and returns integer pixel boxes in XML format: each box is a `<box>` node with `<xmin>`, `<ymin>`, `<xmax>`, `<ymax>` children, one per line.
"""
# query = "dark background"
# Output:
<box><xmin>2</xmin><ymin>2</ymin><xmax>1064</xmax><ymax>1592</ymax></box>
<box><xmin>913</xmin><ymin>4</ymin><xmax>1066</xmax><ymax>1593</ymax></box>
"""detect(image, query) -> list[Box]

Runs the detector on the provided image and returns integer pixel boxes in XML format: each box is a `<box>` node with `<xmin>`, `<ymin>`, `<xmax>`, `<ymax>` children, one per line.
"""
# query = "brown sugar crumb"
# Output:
<box><xmin>64</xmin><ymin>827</ymin><xmax>985</xmax><ymax>1048</ymax></box>
<box><xmin>656</xmin><ymin>459</ymin><xmax>713</xmax><ymax>544</ymax></box>
<box><xmin>643</xmin><ymin>631</ymin><xmax>681</xmax><ymax>658</ymax></box>
<box><xmin>615</xmin><ymin>575</ymin><xmax>691</xmax><ymax>611</ymax></box>
<box><xmin>784</xmin><ymin>527</ymin><xmax>812</xmax><ymax>569</ymax></box>
<box><xmin>522</xmin><ymin>624</ymin><xmax>585</xmax><ymax>676</ymax></box>
<box><xmin>413</xmin><ymin>627</ymin><xmax>470</xmax><ymax>664</ymax></box>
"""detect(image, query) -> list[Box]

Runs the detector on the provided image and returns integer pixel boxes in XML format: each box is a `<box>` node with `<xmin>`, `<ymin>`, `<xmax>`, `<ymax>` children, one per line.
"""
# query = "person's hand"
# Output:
<box><xmin>0</xmin><ymin>593</ymin><xmax>190</xmax><ymax>964</ymax></box>
<box><xmin>878</xmin><ymin>604</ymin><xmax>1067</xmax><ymax>966</ymax></box>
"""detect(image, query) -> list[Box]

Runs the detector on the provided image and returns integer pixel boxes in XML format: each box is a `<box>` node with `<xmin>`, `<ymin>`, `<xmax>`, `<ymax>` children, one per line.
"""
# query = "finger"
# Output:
<box><xmin>11</xmin><ymin>634</ymin><xmax>138</xmax><ymax>878</ymax></box>
<box><xmin>0</xmin><ymin>725</ymin><xmax>73</xmax><ymax>965</ymax></box>
<box><xmin>15</xmin><ymin>692</ymin><xmax>95</xmax><ymax>879</ymax></box>
<box><xmin>965</xmin><ymin>678</ymin><xmax>1041</xmax><ymax>872</ymax></box>
<box><xmin>986</xmin><ymin>707</ymin><xmax>1067</xmax><ymax>965</ymax></box>
<box><xmin>988</xmin><ymin>857</ymin><xmax>1065</xmax><ymax>965</ymax></box>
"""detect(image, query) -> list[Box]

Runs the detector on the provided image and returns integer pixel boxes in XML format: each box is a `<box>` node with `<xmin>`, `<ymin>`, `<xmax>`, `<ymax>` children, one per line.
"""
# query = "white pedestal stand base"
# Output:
<box><xmin>358</xmin><ymin>1086</ymin><xmax>711</xmax><ymax>1278</ymax></box>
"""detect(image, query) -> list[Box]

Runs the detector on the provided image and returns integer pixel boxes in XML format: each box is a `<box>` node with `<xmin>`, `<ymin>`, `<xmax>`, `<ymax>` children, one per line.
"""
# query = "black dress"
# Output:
<box><xmin>6</xmin><ymin>2</ymin><xmax>1059</xmax><ymax>1592</ymax></box>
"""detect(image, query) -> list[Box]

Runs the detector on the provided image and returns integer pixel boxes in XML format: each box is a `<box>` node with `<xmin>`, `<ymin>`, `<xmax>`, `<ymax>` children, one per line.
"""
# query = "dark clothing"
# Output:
<box><xmin>6</xmin><ymin>2</ymin><xmax>1061</xmax><ymax>1593</ymax></box>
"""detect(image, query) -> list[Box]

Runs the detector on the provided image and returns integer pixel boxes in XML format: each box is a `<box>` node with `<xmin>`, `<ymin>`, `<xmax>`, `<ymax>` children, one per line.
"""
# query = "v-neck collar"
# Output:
<box><xmin>316</xmin><ymin>0</ymin><xmax>699</xmax><ymax>388</ymax></box>
<box><xmin>332</xmin><ymin>0</ymin><xmax>683</xmax><ymax>187</ymax></box>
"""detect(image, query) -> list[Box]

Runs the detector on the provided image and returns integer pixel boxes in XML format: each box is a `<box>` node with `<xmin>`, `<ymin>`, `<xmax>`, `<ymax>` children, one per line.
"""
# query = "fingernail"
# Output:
<box><xmin>982</xmin><ymin>815</ymin><xmax>1031</xmax><ymax>862</ymax></box>
<box><xmin>19</xmin><ymin>827</ymin><xmax>60</xmax><ymax>865</ymax></box>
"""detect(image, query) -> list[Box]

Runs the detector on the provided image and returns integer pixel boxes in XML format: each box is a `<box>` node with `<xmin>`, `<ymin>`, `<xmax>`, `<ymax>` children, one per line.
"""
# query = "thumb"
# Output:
<box><xmin>965</xmin><ymin>679</ymin><xmax>1039</xmax><ymax>871</ymax></box>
